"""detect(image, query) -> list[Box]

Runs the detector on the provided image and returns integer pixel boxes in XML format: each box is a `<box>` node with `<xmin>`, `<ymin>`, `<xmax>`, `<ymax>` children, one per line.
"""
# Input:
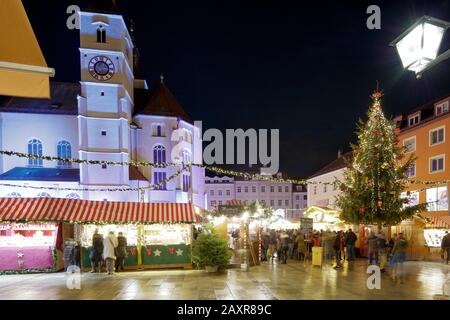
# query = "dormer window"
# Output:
<box><xmin>408</xmin><ymin>112</ymin><xmax>420</xmax><ymax>127</ymax></box>
<box><xmin>97</xmin><ymin>26</ymin><xmax>106</xmax><ymax>43</ymax></box>
<box><xmin>435</xmin><ymin>101</ymin><xmax>449</xmax><ymax>116</ymax></box>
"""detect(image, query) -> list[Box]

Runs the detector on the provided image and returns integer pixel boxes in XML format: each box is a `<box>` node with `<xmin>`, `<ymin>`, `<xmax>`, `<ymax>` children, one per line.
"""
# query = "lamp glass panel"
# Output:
<box><xmin>422</xmin><ymin>22</ymin><xmax>445</xmax><ymax>60</ymax></box>
<box><xmin>396</xmin><ymin>24</ymin><xmax>423</xmax><ymax>68</ymax></box>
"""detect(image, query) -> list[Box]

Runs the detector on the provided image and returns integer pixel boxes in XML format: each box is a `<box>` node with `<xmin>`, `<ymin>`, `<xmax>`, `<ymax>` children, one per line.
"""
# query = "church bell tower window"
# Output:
<box><xmin>97</xmin><ymin>26</ymin><xmax>106</xmax><ymax>43</ymax></box>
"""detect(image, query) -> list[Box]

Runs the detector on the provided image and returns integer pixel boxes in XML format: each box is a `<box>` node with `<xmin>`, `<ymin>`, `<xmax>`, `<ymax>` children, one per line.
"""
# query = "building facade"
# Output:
<box><xmin>0</xmin><ymin>4</ymin><xmax>205</xmax><ymax>208</ymax></box>
<box><xmin>306</xmin><ymin>151</ymin><xmax>348</xmax><ymax>210</ymax></box>
<box><xmin>205</xmin><ymin>171</ymin><xmax>307</xmax><ymax>219</ymax></box>
<box><xmin>395</xmin><ymin>94</ymin><xmax>450</xmax><ymax>219</ymax></box>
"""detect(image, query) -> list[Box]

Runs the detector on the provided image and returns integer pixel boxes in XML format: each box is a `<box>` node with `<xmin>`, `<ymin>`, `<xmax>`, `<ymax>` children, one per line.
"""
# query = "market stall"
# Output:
<box><xmin>0</xmin><ymin>222</ymin><xmax>59</xmax><ymax>274</ymax></box>
<box><xmin>390</xmin><ymin>215</ymin><xmax>428</xmax><ymax>260</ymax></box>
<box><xmin>303</xmin><ymin>206</ymin><xmax>347</xmax><ymax>231</ymax></box>
<box><xmin>0</xmin><ymin>197</ymin><xmax>200</xmax><ymax>272</ymax></box>
<box><xmin>423</xmin><ymin>216</ymin><xmax>450</xmax><ymax>260</ymax></box>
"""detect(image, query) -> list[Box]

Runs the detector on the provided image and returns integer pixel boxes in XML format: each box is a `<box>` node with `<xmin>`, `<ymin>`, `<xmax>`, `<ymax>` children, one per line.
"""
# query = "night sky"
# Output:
<box><xmin>21</xmin><ymin>0</ymin><xmax>450</xmax><ymax>179</ymax></box>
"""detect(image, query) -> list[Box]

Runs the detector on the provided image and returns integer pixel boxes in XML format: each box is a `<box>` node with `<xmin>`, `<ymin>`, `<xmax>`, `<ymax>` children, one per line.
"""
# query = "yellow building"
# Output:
<box><xmin>395</xmin><ymin>94</ymin><xmax>450</xmax><ymax>256</ymax></box>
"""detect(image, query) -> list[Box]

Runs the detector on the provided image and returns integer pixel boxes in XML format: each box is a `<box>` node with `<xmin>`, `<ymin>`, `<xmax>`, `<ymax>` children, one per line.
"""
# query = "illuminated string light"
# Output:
<box><xmin>0</xmin><ymin>150</ymin><xmax>448</xmax><ymax>186</ymax></box>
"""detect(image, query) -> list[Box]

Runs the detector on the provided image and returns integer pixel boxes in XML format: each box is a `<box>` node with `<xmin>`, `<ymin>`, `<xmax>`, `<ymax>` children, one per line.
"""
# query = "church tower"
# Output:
<box><xmin>77</xmin><ymin>2</ymin><xmax>134</xmax><ymax>199</ymax></box>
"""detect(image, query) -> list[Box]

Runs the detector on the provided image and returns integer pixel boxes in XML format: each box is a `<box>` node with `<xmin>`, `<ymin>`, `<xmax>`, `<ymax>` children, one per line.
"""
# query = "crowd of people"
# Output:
<box><xmin>89</xmin><ymin>229</ymin><xmax>128</xmax><ymax>275</ymax></box>
<box><xmin>260</xmin><ymin>229</ymin><xmax>359</xmax><ymax>266</ymax></box>
<box><xmin>259</xmin><ymin>228</ymin><xmax>415</xmax><ymax>282</ymax></box>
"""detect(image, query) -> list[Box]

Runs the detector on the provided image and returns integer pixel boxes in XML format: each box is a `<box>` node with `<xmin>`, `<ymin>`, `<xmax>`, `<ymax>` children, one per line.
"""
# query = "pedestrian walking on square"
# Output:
<box><xmin>376</xmin><ymin>231</ymin><xmax>387</xmax><ymax>272</ymax></box>
<box><xmin>280</xmin><ymin>232</ymin><xmax>289</xmax><ymax>264</ymax></box>
<box><xmin>345</xmin><ymin>229</ymin><xmax>357</xmax><ymax>261</ymax></box>
<box><xmin>392</xmin><ymin>232</ymin><xmax>408</xmax><ymax>283</ymax></box>
<box><xmin>388</xmin><ymin>233</ymin><xmax>397</xmax><ymax>266</ymax></box>
<box><xmin>367</xmin><ymin>231</ymin><xmax>379</xmax><ymax>265</ymax></box>
<box><xmin>90</xmin><ymin>229</ymin><xmax>104</xmax><ymax>273</ymax></box>
<box><xmin>296</xmin><ymin>233</ymin><xmax>306</xmax><ymax>260</ymax></box>
<box><xmin>115</xmin><ymin>232</ymin><xmax>127</xmax><ymax>272</ymax></box>
<box><xmin>261</xmin><ymin>232</ymin><xmax>269</xmax><ymax>261</ymax></box>
<box><xmin>268</xmin><ymin>230</ymin><xmax>277</xmax><ymax>262</ymax></box>
<box><xmin>333</xmin><ymin>231</ymin><xmax>343</xmax><ymax>269</ymax></box>
<box><xmin>287</xmin><ymin>232</ymin><xmax>295</xmax><ymax>259</ymax></box>
<box><xmin>103</xmin><ymin>231</ymin><xmax>118</xmax><ymax>275</ymax></box>
<box><xmin>441</xmin><ymin>231</ymin><xmax>450</xmax><ymax>264</ymax></box>
<box><xmin>340</xmin><ymin>232</ymin><xmax>346</xmax><ymax>261</ymax></box>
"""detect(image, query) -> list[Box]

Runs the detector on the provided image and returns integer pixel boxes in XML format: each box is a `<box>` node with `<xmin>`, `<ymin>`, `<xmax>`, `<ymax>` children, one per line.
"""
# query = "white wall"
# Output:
<box><xmin>0</xmin><ymin>113</ymin><xmax>79</xmax><ymax>173</ymax></box>
<box><xmin>307</xmin><ymin>168</ymin><xmax>345</xmax><ymax>210</ymax></box>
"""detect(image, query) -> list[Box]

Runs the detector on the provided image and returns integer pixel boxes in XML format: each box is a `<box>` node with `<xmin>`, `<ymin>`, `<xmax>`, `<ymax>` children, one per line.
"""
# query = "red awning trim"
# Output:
<box><xmin>425</xmin><ymin>216</ymin><xmax>450</xmax><ymax>229</ymax></box>
<box><xmin>0</xmin><ymin>198</ymin><xmax>199</xmax><ymax>224</ymax></box>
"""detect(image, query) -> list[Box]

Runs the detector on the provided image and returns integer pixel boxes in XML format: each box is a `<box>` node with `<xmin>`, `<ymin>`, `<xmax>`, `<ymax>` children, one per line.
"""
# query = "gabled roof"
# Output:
<box><xmin>396</xmin><ymin>92</ymin><xmax>450</xmax><ymax>132</ymax></box>
<box><xmin>135</xmin><ymin>82</ymin><xmax>192</xmax><ymax>122</ymax></box>
<box><xmin>0</xmin><ymin>82</ymin><xmax>79</xmax><ymax>115</ymax></box>
<box><xmin>309</xmin><ymin>151</ymin><xmax>352</xmax><ymax>179</ymax></box>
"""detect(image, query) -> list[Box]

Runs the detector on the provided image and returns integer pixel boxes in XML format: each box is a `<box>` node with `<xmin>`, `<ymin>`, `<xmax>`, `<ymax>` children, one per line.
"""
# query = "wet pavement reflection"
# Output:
<box><xmin>0</xmin><ymin>259</ymin><xmax>449</xmax><ymax>300</ymax></box>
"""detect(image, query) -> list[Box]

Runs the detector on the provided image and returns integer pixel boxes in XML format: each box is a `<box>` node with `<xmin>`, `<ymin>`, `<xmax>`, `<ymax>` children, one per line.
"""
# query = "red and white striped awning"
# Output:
<box><xmin>426</xmin><ymin>216</ymin><xmax>450</xmax><ymax>229</ymax></box>
<box><xmin>0</xmin><ymin>198</ymin><xmax>199</xmax><ymax>224</ymax></box>
<box><xmin>225</xmin><ymin>199</ymin><xmax>247</xmax><ymax>206</ymax></box>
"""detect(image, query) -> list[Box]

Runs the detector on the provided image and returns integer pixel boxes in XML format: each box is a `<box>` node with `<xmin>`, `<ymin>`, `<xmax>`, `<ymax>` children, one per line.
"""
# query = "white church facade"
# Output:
<box><xmin>0</xmin><ymin>4</ymin><xmax>206</xmax><ymax>209</ymax></box>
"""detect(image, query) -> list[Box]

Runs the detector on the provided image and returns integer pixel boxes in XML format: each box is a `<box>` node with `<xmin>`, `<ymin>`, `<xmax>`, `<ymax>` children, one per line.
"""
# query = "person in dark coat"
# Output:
<box><xmin>333</xmin><ymin>231</ymin><xmax>343</xmax><ymax>269</ymax></box>
<box><xmin>345</xmin><ymin>229</ymin><xmax>357</xmax><ymax>261</ymax></box>
<box><xmin>90</xmin><ymin>229</ymin><xmax>104</xmax><ymax>273</ymax></box>
<box><xmin>115</xmin><ymin>232</ymin><xmax>128</xmax><ymax>272</ymax></box>
<box><xmin>441</xmin><ymin>231</ymin><xmax>450</xmax><ymax>264</ymax></box>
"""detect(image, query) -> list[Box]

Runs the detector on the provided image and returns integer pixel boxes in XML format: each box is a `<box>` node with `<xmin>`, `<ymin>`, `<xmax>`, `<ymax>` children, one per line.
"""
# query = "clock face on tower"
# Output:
<box><xmin>88</xmin><ymin>56</ymin><xmax>115</xmax><ymax>81</ymax></box>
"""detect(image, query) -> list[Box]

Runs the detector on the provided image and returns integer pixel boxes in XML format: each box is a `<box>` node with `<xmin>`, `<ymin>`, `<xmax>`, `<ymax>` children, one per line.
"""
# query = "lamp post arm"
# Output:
<box><xmin>416</xmin><ymin>49</ymin><xmax>450</xmax><ymax>78</ymax></box>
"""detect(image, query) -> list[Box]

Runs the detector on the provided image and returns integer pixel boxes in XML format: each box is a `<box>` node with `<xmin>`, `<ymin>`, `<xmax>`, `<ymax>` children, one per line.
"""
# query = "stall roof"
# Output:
<box><xmin>0</xmin><ymin>198</ymin><xmax>199</xmax><ymax>224</ymax></box>
<box><xmin>425</xmin><ymin>216</ymin><xmax>450</xmax><ymax>229</ymax></box>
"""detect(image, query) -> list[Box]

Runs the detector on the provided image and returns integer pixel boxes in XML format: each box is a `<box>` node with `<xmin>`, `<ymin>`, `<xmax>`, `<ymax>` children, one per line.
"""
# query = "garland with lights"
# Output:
<box><xmin>0</xmin><ymin>166</ymin><xmax>189</xmax><ymax>192</ymax></box>
<box><xmin>0</xmin><ymin>150</ymin><xmax>449</xmax><ymax>187</ymax></box>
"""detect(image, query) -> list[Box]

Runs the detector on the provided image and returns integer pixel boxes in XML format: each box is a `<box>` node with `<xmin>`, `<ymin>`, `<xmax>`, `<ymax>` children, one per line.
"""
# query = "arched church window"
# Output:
<box><xmin>28</xmin><ymin>139</ymin><xmax>43</xmax><ymax>167</ymax></box>
<box><xmin>153</xmin><ymin>145</ymin><xmax>166</xmax><ymax>163</ymax></box>
<box><xmin>57</xmin><ymin>140</ymin><xmax>72</xmax><ymax>168</ymax></box>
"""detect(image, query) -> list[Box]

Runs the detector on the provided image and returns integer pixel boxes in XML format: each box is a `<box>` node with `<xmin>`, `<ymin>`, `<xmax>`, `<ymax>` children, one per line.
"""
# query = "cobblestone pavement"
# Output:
<box><xmin>0</xmin><ymin>259</ymin><xmax>449</xmax><ymax>300</ymax></box>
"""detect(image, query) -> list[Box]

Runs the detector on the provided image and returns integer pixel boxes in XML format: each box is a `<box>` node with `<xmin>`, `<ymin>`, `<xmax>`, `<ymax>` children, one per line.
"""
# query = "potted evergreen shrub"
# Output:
<box><xmin>192</xmin><ymin>229</ymin><xmax>231</xmax><ymax>272</ymax></box>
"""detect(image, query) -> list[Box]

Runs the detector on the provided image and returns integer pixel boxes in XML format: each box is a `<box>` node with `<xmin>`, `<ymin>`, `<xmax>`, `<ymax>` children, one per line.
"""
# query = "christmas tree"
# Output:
<box><xmin>336</xmin><ymin>91</ymin><xmax>425</xmax><ymax>229</ymax></box>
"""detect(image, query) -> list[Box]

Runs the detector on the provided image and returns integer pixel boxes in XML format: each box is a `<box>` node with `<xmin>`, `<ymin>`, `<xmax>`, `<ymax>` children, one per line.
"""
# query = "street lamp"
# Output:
<box><xmin>390</xmin><ymin>16</ymin><xmax>450</xmax><ymax>78</ymax></box>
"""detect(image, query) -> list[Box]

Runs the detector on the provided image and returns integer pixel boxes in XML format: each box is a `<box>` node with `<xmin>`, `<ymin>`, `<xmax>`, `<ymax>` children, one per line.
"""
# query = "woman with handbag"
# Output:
<box><xmin>115</xmin><ymin>232</ymin><xmax>128</xmax><ymax>272</ymax></box>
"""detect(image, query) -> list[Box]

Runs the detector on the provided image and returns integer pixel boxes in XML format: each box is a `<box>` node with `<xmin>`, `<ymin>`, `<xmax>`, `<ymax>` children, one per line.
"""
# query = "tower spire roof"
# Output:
<box><xmin>87</xmin><ymin>0</ymin><xmax>118</xmax><ymax>14</ymax></box>
<box><xmin>136</xmin><ymin>79</ymin><xmax>192</xmax><ymax>122</ymax></box>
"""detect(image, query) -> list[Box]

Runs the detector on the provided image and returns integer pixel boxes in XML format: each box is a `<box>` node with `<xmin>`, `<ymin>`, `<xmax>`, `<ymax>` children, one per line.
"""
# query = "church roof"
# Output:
<box><xmin>0</xmin><ymin>167</ymin><xmax>80</xmax><ymax>182</ymax></box>
<box><xmin>0</xmin><ymin>82</ymin><xmax>79</xmax><ymax>115</ymax></box>
<box><xmin>129</xmin><ymin>166</ymin><xmax>148</xmax><ymax>181</ymax></box>
<box><xmin>0</xmin><ymin>166</ymin><xmax>149</xmax><ymax>183</ymax></box>
<box><xmin>135</xmin><ymin>81</ymin><xmax>192</xmax><ymax>122</ymax></box>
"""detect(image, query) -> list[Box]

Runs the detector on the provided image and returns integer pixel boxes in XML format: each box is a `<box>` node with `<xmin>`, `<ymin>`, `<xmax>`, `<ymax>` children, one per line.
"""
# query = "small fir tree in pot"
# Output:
<box><xmin>192</xmin><ymin>228</ymin><xmax>231</xmax><ymax>272</ymax></box>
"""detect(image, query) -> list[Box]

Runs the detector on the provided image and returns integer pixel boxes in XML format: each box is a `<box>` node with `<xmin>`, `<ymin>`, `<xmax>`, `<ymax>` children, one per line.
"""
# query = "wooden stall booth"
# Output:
<box><xmin>0</xmin><ymin>197</ymin><xmax>200</xmax><ymax>273</ymax></box>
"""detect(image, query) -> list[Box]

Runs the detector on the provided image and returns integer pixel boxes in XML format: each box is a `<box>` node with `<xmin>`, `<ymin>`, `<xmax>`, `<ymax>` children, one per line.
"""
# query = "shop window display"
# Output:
<box><xmin>0</xmin><ymin>223</ymin><xmax>58</xmax><ymax>272</ymax></box>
